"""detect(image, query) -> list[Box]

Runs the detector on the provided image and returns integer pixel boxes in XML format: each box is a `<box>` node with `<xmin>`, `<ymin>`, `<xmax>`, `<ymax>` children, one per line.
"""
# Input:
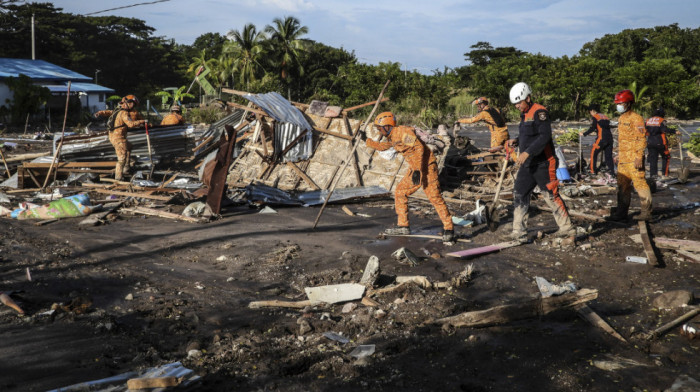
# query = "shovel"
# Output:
<box><xmin>487</xmin><ymin>149</ymin><xmax>511</xmax><ymax>232</ymax></box>
<box><xmin>677</xmin><ymin>135</ymin><xmax>689</xmax><ymax>183</ymax></box>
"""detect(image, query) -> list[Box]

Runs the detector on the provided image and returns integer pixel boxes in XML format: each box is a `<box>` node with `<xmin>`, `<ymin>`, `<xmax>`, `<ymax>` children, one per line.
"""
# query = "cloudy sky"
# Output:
<box><xmin>55</xmin><ymin>0</ymin><xmax>699</xmax><ymax>73</ymax></box>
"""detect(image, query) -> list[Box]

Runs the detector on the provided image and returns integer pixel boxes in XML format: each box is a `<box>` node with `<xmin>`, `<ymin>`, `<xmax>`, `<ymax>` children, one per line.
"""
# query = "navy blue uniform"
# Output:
<box><xmin>645</xmin><ymin>116</ymin><xmax>673</xmax><ymax>176</ymax></box>
<box><xmin>583</xmin><ymin>112</ymin><xmax>614</xmax><ymax>175</ymax></box>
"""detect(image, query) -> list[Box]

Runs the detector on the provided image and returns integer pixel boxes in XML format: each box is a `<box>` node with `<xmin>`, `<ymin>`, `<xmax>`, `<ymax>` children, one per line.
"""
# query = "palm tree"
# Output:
<box><xmin>225</xmin><ymin>23</ymin><xmax>267</xmax><ymax>90</ymax></box>
<box><xmin>264</xmin><ymin>16</ymin><xmax>308</xmax><ymax>99</ymax></box>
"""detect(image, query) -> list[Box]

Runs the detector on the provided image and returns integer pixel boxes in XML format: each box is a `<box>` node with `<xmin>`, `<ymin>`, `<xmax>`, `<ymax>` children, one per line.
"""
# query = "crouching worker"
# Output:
<box><xmin>364</xmin><ymin>112</ymin><xmax>455</xmax><ymax>243</ymax></box>
<box><xmin>506</xmin><ymin>82</ymin><xmax>574</xmax><ymax>243</ymax></box>
<box><xmin>98</xmin><ymin>95</ymin><xmax>146</xmax><ymax>181</ymax></box>
<box><xmin>161</xmin><ymin>105</ymin><xmax>185</xmax><ymax>126</ymax></box>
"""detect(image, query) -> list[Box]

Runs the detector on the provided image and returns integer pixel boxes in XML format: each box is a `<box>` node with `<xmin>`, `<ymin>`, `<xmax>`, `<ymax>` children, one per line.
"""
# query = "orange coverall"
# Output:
<box><xmin>366</xmin><ymin>125</ymin><xmax>453</xmax><ymax>230</ymax></box>
<box><xmin>110</xmin><ymin>109</ymin><xmax>144</xmax><ymax>179</ymax></box>
<box><xmin>160</xmin><ymin>112</ymin><xmax>184</xmax><ymax>126</ymax></box>
<box><xmin>616</xmin><ymin>110</ymin><xmax>651</xmax><ymax>217</ymax></box>
<box><xmin>457</xmin><ymin>105</ymin><xmax>510</xmax><ymax>147</ymax></box>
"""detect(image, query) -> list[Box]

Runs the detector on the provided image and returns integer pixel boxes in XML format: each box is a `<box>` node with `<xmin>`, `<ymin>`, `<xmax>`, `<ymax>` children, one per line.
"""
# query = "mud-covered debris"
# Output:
<box><xmin>652</xmin><ymin>290</ymin><xmax>693</xmax><ymax>310</ymax></box>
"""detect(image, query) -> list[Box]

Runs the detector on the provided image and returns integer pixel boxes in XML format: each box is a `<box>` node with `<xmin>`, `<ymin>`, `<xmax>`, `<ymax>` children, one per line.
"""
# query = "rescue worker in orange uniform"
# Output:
<box><xmin>506</xmin><ymin>82</ymin><xmax>574</xmax><ymax>243</ymax></box>
<box><xmin>364</xmin><ymin>112</ymin><xmax>455</xmax><ymax>243</ymax></box>
<box><xmin>645</xmin><ymin>108</ymin><xmax>678</xmax><ymax>179</ymax></box>
<box><xmin>455</xmin><ymin>97</ymin><xmax>510</xmax><ymax>148</ymax></box>
<box><xmin>160</xmin><ymin>105</ymin><xmax>185</xmax><ymax>126</ymax></box>
<box><xmin>579</xmin><ymin>103</ymin><xmax>614</xmax><ymax>176</ymax></box>
<box><xmin>608</xmin><ymin>89</ymin><xmax>652</xmax><ymax>221</ymax></box>
<box><xmin>109</xmin><ymin>95</ymin><xmax>145</xmax><ymax>180</ymax></box>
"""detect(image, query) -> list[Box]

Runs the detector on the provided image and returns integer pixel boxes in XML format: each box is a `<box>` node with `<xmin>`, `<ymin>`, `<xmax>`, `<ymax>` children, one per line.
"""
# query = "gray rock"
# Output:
<box><xmin>652</xmin><ymin>290</ymin><xmax>694</xmax><ymax>310</ymax></box>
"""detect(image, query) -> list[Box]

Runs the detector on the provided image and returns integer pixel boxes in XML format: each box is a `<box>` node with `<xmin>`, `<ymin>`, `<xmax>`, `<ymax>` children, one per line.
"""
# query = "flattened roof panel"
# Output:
<box><xmin>0</xmin><ymin>58</ymin><xmax>91</xmax><ymax>81</ymax></box>
<box><xmin>41</xmin><ymin>82</ymin><xmax>114</xmax><ymax>93</ymax></box>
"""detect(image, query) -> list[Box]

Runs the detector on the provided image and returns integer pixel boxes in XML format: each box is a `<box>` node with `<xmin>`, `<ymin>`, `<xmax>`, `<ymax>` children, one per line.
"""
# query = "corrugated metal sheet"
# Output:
<box><xmin>274</xmin><ymin>122</ymin><xmax>312</xmax><ymax>162</ymax></box>
<box><xmin>0</xmin><ymin>58</ymin><xmax>92</xmax><ymax>81</ymax></box>
<box><xmin>245</xmin><ymin>184</ymin><xmax>389</xmax><ymax>206</ymax></box>
<box><xmin>242</xmin><ymin>92</ymin><xmax>312</xmax><ymax>131</ymax></box>
<box><xmin>194</xmin><ymin>109</ymin><xmax>248</xmax><ymax>158</ymax></box>
<box><xmin>57</xmin><ymin>125</ymin><xmax>195</xmax><ymax>161</ymax></box>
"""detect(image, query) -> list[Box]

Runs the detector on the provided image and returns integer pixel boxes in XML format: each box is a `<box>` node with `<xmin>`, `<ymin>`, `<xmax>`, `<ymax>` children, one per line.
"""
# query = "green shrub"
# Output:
<box><xmin>555</xmin><ymin>128</ymin><xmax>582</xmax><ymax>146</ymax></box>
<box><xmin>186</xmin><ymin>106</ymin><xmax>227</xmax><ymax>124</ymax></box>
<box><xmin>682</xmin><ymin>131</ymin><xmax>700</xmax><ymax>156</ymax></box>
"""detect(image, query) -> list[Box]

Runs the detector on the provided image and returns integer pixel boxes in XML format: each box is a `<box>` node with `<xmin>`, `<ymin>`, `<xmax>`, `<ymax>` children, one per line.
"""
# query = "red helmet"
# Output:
<box><xmin>123</xmin><ymin>94</ymin><xmax>139</xmax><ymax>105</ymax></box>
<box><xmin>614</xmin><ymin>89</ymin><xmax>634</xmax><ymax>104</ymax></box>
<box><xmin>472</xmin><ymin>97</ymin><xmax>488</xmax><ymax>105</ymax></box>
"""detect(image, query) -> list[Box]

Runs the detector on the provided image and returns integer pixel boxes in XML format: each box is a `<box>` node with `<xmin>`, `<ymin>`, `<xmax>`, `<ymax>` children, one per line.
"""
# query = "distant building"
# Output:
<box><xmin>0</xmin><ymin>58</ymin><xmax>115</xmax><ymax>116</ymax></box>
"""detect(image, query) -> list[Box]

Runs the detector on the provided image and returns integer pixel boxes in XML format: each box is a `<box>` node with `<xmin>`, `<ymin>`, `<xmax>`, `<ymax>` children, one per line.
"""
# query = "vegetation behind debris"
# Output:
<box><xmin>1</xmin><ymin>3</ymin><xmax>699</xmax><ymax>126</ymax></box>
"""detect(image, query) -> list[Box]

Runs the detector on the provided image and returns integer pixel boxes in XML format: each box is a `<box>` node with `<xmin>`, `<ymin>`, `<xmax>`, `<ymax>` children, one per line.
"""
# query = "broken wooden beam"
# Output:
<box><xmin>312</xmin><ymin>125</ymin><xmax>354</xmax><ymax>141</ymax></box>
<box><xmin>434</xmin><ymin>288</ymin><xmax>598</xmax><ymax>328</ymax></box>
<box><xmin>248</xmin><ymin>299</ymin><xmax>313</xmax><ymax>309</ymax></box>
<box><xmin>341</xmin><ymin>97</ymin><xmax>389</xmax><ymax>114</ymax></box>
<box><xmin>286</xmin><ymin>162</ymin><xmax>320</xmax><ymax>190</ymax></box>
<box><xmin>0</xmin><ymin>292</ymin><xmax>24</xmax><ymax>314</ymax></box>
<box><xmin>91</xmin><ymin>188</ymin><xmax>172</xmax><ymax>201</ymax></box>
<box><xmin>574</xmin><ymin>304</ymin><xmax>627</xmax><ymax>343</ymax></box>
<box><xmin>123</xmin><ymin>206</ymin><xmax>206</xmax><ymax>223</ymax></box>
<box><xmin>638</xmin><ymin>220</ymin><xmax>659</xmax><ymax>265</ymax></box>
<box><xmin>127</xmin><ymin>377</ymin><xmax>179</xmax><ymax>389</ymax></box>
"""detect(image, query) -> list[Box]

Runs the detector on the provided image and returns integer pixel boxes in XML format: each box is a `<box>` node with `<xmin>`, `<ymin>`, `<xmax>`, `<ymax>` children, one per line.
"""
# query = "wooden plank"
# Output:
<box><xmin>343</xmin><ymin>115</ymin><xmax>363</xmax><ymax>186</ymax></box>
<box><xmin>446</xmin><ymin>240</ymin><xmax>523</xmax><ymax>259</ymax></box>
<box><xmin>676</xmin><ymin>250</ymin><xmax>700</xmax><ymax>264</ymax></box>
<box><xmin>248</xmin><ymin>299</ymin><xmax>313</xmax><ymax>309</ymax></box>
<box><xmin>434</xmin><ymin>289</ymin><xmax>598</xmax><ymax>328</ymax></box>
<box><xmin>651</xmin><ymin>237</ymin><xmax>700</xmax><ymax>253</ymax></box>
<box><xmin>312</xmin><ymin>126</ymin><xmax>353</xmax><ymax>141</ymax></box>
<box><xmin>638</xmin><ymin>220</ymin><xmax>659</xmax><ymax>265</ymax></box>
<box><xmin>286</xmin><ymin>162</ymin><xmax>320</xmax><ymax>190</ymax></box>
<box><xmin>226</xmin><ymin>101</ymin><xmax>268</xmax><ymax>117</ymax></box>
<box><xmin>127</xmin><ymin>377</ymin><xmax>179</xmax><ymax>389</ymax></box>
<box><xmin>574</xmin><ymin>304</ymin><xmax>627</xmax><ymax>343</ymax></box>
<box><xmin>192</xmin><ymin>135</ymin><xmax>214</xmax><ymax>151</ymax></box>
<box><xmin>5</xmin><ymin>152</ymin><xmax>50</xmax><ymax>163</ymax></box>
<box><xmin>23</xmin><ymin>161</ymin><xmax>116</xmax><ymax>168</ymax></box>
<box><xmin>342</xmin><ymin>97</ymin><xmax>389</xmax><ymax>114</ymax></box>
<box><xmin>91</xmin><ymin>188</ymin><xmax>171</xmax><ymax>201</ymax></box>
<box><xmin>384</xmin><ymin>233</ymin><xmax>472</xmax><ymax>243</ymax></box>
<box><xmin>123</xmin><ymin>206</ymin><xmax>206</xmax><ymax>223</ymax></box>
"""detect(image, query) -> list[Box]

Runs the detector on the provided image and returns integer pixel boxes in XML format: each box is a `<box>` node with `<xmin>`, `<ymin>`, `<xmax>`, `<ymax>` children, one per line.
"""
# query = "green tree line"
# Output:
<box><xmin>1</xmin><ymin>2</ymin><xmax>699</xmax><ymax>126</ymax></box>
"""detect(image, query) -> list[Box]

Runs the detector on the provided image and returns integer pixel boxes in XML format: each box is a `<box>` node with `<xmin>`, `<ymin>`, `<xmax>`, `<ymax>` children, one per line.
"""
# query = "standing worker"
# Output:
<box><xmin>108</xmin><ymin>95</ymin><xmax>145</xmax><ymax>180</ymax></box>
<box><xmin>455</xmin><ymin>97</ymin><xmax>510</xmax><ymax>149</ymax></box>
<box><xmin>364</xmin><ymin>112</ymin><xmax>455</xmax><ymax>243</ymax></box>
<box><xmin>160</xmin><ymin>105</ymin><xmax>185</xmax><ymax>126</ymax></box>
<box><xmin>506</xmin><ymin>82</ymin><xmax>574</xmax><ymax>243</ymax></box>
<box><xmin>608</xmin><ymin>89</ymin><xmax>652</xmax><ymax>221</ymax></box>
<box><xmin>645</xmin><ymin>108</ymin><xmax>679</xmax><ymax>179</ymax></box>
<box><xmin>579</xmin><ymin>103</ymin><xmax>615</xmax><ymax>176</ymax></box>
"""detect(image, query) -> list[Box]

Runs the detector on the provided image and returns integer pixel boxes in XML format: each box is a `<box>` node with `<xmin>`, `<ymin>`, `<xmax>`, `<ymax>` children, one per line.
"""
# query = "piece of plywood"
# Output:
<box><xmin>305</xmin><ymin>283</ymin><xmax>366</xmax><ymax>304</ymax></box>
<box><xmin>446</xmin><ymin>240</ymin><xmax>521</xmax><ymax>258</ymax></box>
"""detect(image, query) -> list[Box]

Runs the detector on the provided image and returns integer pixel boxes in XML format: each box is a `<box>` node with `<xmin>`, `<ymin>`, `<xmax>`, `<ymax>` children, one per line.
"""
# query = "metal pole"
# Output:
<box><xmin>31</xmin><ymin>14</ymin><xmax>35</xmax><ymax>60</ymax></box>
<box><xmin>42</xmin><ymin>81</ymin><xmax>71</xmax><ymax>191</ymax></box>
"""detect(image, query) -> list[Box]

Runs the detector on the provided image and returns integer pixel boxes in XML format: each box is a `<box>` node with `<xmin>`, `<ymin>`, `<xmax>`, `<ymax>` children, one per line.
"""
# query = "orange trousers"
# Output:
<box><xmin>395</xmin><ymin>161</ymin><xmax>453</xmax><ymax>230</ymax></box>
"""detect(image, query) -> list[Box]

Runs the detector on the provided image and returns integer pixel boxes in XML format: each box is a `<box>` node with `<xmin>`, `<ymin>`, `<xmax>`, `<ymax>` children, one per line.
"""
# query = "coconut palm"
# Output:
<box><xmin>225</xmin><ymin>23</ymin><xmax>267</xmax><ymax>90</ymax></box>
<box><xmin>264</xmin><ymin>16</ymin><xmax>308</xmax><ymax>98</ymax></box>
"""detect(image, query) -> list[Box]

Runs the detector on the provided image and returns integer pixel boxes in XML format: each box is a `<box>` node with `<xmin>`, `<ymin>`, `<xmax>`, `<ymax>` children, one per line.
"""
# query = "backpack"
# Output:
<box><xmin>107</xmin><ymin>107</ymin><xmax>123</xmax><ymax>132</ymax></box>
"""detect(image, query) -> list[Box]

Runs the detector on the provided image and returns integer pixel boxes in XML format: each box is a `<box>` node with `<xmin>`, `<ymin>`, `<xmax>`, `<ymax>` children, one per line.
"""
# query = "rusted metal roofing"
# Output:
<box><xmin>0</xmin><ymin>58</ymin><xmax>91</xmax><ymax>82</ymax></box>
<box><xmin>242</xmin><ymin>92</ymin><xmax>312</xmax><ymax>131</ymax></box>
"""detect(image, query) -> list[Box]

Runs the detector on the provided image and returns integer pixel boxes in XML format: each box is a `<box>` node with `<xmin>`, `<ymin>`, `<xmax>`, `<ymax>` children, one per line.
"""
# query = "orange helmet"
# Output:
<box><xmin>614</xmin><ymin>90</ymin><xmax>634</xmax><ymax>104</ymax></box>
<box><xmin>374</xmin><ymin>112</ymin><xmax>396</xmax><ymax>128</ymax></box>
<box><xmin>472</xmin><ymin>97</ymin><xmax>488</xmax><ymax>105</ymax></box>
<box><xmin>123</xmin><ymin>94</ymin><xmax>139</xmax><ymax>105</ymax></box>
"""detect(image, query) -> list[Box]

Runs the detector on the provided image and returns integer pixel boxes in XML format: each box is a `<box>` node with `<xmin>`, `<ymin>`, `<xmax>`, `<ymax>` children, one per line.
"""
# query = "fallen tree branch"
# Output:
<box><xmin>248</xmin><ymin>299</ymin><xmax>312</xmax><ymax>309</ymax></box>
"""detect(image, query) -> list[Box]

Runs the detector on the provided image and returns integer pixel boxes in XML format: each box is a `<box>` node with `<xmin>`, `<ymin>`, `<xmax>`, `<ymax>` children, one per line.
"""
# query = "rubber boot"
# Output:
<box><xmin>115</xmin><ymin>161</ymin><xmax>124</xmax><ymax>181</ymax></box>
<box><xmin>636</xmin><ymin>189</ymin><xmax>653</xmax><ymax>221</ymax></box>
<box><xmin>608</xmin><ymin>189</ymin><xmax>630</xmax><ymax>221</ymax></box>
<box><xmin>510</xmin><ymin>204</ymin><xmax>528</xmax><ymax>243</ymax></box>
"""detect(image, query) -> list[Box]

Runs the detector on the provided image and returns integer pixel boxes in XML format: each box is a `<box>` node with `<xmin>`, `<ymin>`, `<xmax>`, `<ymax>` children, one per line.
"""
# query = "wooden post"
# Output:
<box><xmin>41</xmin><ymin>81</ymin><xmax>71</xmax><ymax>191</ymax></box>
<box><xmin>312</xmin><ymin>79</ymin><xmax>390</xmax><ymax>229</ymax></box>
<box><xmin>0</xmin><ymin>147</ymin><xmax>11</xmax><ymax>178</ymax></box>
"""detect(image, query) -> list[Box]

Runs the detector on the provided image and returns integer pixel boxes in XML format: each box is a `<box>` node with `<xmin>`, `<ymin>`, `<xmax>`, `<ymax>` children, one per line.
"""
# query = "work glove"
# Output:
<box><xmin>411</xmin><ymin>170</ymin><xmax>421</xmax><ymax>186</ymax></box>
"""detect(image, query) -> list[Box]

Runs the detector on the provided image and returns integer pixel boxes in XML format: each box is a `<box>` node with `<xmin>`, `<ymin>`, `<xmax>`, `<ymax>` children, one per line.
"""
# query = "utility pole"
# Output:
<box><xmin>31</xmin><ymin>14</ymin><xmax>35</xmax><ymax>60</ymax></box>
<box><xmin>95</xmin><ymin>69</ymin><xmax>101</xmax><ymax>85</ymax></box>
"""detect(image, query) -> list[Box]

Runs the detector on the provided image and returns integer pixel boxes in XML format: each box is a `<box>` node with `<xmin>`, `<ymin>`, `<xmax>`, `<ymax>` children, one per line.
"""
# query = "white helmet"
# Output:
<box><xmin>509</xmin><ymin>82</ymin><xmax>532</xmax><ymax>104</ymax></box>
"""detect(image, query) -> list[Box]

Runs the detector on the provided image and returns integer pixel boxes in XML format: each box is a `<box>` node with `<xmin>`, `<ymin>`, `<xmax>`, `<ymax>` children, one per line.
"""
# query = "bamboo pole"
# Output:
<box><xmin>312</xmin><ymin>79</ymin><xmax>390</xmax><ymax>229</ymax></box>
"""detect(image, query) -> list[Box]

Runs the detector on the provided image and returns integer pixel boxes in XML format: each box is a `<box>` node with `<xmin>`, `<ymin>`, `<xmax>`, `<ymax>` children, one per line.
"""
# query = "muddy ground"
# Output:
<box><xmin>1</xmin><ymin>127</ymin><xmax>699</xmax><ymax>392</ymax></box>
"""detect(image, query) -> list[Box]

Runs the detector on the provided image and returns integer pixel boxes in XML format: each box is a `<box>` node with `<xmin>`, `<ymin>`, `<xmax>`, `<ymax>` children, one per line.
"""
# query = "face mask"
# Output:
<box><xmin>616</xmin><ymin>104</ymin><xmax>627</xmax><ymax>114</ymax></box>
